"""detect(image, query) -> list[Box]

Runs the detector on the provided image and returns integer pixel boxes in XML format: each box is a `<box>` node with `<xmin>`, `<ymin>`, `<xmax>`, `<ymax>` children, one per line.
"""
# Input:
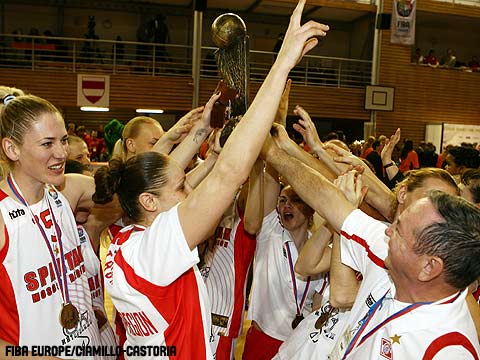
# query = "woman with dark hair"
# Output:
<box><xmin>399</xmin><ymin>139</ymin><xmax>419</xmax><ymax>174</ymax></box>
<box><xmin>92</xmin><ymin>3</ymin><xmax>330</xmax><ymax>358</ymax></box>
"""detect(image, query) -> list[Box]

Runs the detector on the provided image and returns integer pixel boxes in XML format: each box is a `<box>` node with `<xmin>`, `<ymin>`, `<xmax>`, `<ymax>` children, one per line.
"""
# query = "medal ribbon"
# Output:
<box><xmin>285</xmin><ymin>241</ymin><xmax>311</xmax><ymax>316</ymax></box>
<box><xmin>342</xmin><ymin>289</ymin><xmax>461</xmax><ymax>359</ymax></box>
<box><xmin>7</xmin><ymin>174</ymin><xmax>71</xmax><ymax>305</ymax></box>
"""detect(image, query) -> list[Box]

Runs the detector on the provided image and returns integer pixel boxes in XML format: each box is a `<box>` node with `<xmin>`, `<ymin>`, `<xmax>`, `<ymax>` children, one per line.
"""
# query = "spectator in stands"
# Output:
<box><xmin>76</xmin><ymin>125</ymin><xmax>92</xmax><ymax>146</ymax></box>
<box><xmin>417</xmin><ymin>141</ymin><xmax>426</xmax><ymax>167</ymax></box>
<box><xmin>425</xmin><ymin>49</ymin><xmax>439</xmax><ymax>68</ymax></box>
<box><xmin>67</xmin><ymin>122</ymin><xmax>76</xmax><ymax>136</ymax></box>
<box><xmin>360</xmin><ymin>135</ymin><xmax>375</xmax><ymax>159</ymax></box>
<box><xmin>440</xmin><ymin>48</ymin><xmax>457</xmax><ymax>68</ymax></box>
<box><xmin>423</xmin><ymin>142</ymin><xmax>439</xmax><ymax>168</ymax></box>
<box><xmin>325</xmin><ymin>132</ymin><xmax>339</xmax><ymax>141</ymax></box>
<box><xmin>89</xmin><ymin>130</ymin><xmax>106</xmax><ymax>162</ymax></box>
<box><xmin>412</xmin><ymin>47</ymin><xmax>424</xmax><ymax>64</ymax></box>
<box><xmin>366</xmin><ymin>139</ymin><xmax>385</xmax><ymax>182</ymax></box>
<box><xmin>399</xmin><ymin>139</ymin><xmax>419</xmax><ymax>174</ymax></box>
<box><xmin>468</xmin><ymin>56</ymin><xmax>479</xmax><ymax>72</ymax></box>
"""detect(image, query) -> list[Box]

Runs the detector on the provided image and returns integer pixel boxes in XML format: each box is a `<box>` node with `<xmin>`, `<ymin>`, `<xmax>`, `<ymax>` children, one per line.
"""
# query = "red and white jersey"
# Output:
<box><xmin>77</xmin><ymin>225</ymin><xmax>117</xmax><ymax>358</ymax></box>
<box><xmin>0</xmin><ymin>187</ymin><xmax>101</xmax><ymax>355</ymax></box>
<box><xmin>248</xmin><ymin>210</ymin><xmax>322</xmax><ymax>341</ymax></box>
<box><xmin>329</xmin><ymin>209</ymin><xmax>480</xmax><ymax>359</ymax></box>
<box><xmin>274</xmin><ymin>274</ymin><xmax>351</xmax><ymax>360</ymax></box>
<box><xmin>104</xmin><ymin>204</ymin><xmax>213</xmax><ymax>360</ymax></box>
<box><xmin>201</xmin><ymin>202</ymin><xmax>256</xmax><ymax>338</ymax></box>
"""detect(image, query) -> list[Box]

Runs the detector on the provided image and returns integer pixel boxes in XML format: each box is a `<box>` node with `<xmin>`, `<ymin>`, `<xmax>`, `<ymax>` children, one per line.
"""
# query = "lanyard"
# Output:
<box><xmin>7</xmin><ymin>174</ymin><xmax>70</xmax><ymax>305</ymax></box>
<box><xmin>342</xmin><ymin>289</ymin><xmax>462</xmax><ymax>359</ymax></box>
<box><xmin>342</xmin><ymin>290</ymin><xmax>431</xmax><ymax>359</ymax></box>
<box><xmin>285</xmin><ymin>240</ymin><xmax>311</xmax><ymax>316</ymax></box>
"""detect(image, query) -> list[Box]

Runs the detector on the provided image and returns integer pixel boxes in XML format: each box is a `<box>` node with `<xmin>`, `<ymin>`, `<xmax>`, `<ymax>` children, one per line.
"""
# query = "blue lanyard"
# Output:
<box><xmin>285</xmin><ymin>240</ymin><xmax>311</xmax><ymax>315</ymax></box>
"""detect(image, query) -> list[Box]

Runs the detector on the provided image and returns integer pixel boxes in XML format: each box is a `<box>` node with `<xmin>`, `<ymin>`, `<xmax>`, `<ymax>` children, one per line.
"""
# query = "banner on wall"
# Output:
<box><xmin>77</xmin><ymin>74</ymin><xmax>110</xmax><ymax>107</ymax></box>
<box><xmin>442</xmin><ymin>123</ymin><xmax>480</xmax><ymax>151</ymax></box>
<box><xmin>391</xmin><ymin>0</ymin><xmax>416</xmax><ymax>45</ymax></box>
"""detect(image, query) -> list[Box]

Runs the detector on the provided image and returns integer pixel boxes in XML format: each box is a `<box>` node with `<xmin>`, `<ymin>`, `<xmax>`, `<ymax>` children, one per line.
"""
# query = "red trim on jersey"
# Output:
<box><xmin>422</xmin><ymin>332</ymin><xmax>479</xmax><ymax>360</ymax></box>
<box><xmin>0</xmin><ymin>229</ymin><xmax>20</xmax><ymax>344</ymax></box>
<box><xmin>115</xmin><ymin>311</ymin><xmax>126</xmax><ymax>360</ymax></box>
<box><xmin>0</xmin><ymin>189</ymin><xmax>8</xmax><ymax>201</ymax></box>
<box><xmin>340</xmin><ymin>231</ymin><xmax>386</xmax><ymax>269</ymax></box>
<box><xmin>115</xmin><ymin>249</ymin><xmax>207</xmax><ymax>360</ymax></box>
<box><xmin>473</xmin><ymin>286</ymin><xmax>480</xmax><ymax>303</ymax></box>
<box><xmin>228</xmin><ymin>216</ymin><xmax>256</xmax><ymax>337</ymax></box>
<box><xmin>108</xmin><ymin>223</ymin><xmax>124</xmax><ymax>240</ymax></box>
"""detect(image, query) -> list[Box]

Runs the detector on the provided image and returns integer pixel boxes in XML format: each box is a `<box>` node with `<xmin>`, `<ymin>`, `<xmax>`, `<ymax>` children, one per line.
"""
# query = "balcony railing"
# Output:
<box><xmin>0</xmin><ymin>34</ymin><xmax>372</xmax><ymax>89</ymax></box>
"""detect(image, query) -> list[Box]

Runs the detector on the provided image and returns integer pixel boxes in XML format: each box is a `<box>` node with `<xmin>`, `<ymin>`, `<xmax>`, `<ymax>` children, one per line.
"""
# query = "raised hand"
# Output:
<box><xmin>276</xmin><ymin>0</ymin><xmax>330</xmax><ymax>72</ymax></box>
<box><xmin>333</xmin><ymin>170</ymin><xmax>368</xmax><ymax>209</ymax></box>
<box><xmin>293</xmin><ymin>105</ymin><xmax>322</xmax><ymax>153</ymax></box>
<box><xmin>381</xmin><ymin>128</ymin><xmax>401</xmax><ymax>164</ymax></box>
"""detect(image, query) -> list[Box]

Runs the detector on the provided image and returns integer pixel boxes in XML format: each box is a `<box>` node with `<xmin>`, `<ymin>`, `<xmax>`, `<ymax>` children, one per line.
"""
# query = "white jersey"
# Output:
<box><xmin>104</xmin><ymin>204</ymin><xmax>213</xmax><ymax>360</ymax></box>
<box><xmin>329</xmin><ymin>209</ymin><xmax>480</xmax><ymax>360</ymax></box>
<box><xmin>77</xmin><ymin>225</ymin><xmax>117</xmax><ymax>359</ymax></box>
<box><xmin>201</xmin><ymin>202</ymin><xmax>256</xmax><ymax>339</ymax></box>
<box><xmin>274</xmin><ymin>275</ymin><xmax>351</xmax><ymax>360</ymax></box>
<box><xmin>0</xmin><ymin>187</ymin><xmax>101</xmax><ymax>357</ymax></box>
<box><xmin>248</xmin><ymin>210</ymin><xmax>322</xmax><ymax>341</ymax></box>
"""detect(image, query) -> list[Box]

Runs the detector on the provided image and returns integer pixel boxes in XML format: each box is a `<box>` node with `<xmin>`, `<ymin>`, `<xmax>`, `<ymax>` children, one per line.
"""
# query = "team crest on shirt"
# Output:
<box><xmin>366</xmin><ymin>293</ymin><xmax>376</xmax><ymax>308</ymax></box>
<box><xmin>47</xmin><ymin>187</ymin><xmax>62</xmax><ymax>207</ymax></box>
<box><xmin>77</xmin><ymin>227</ymin><xmax>87</xmax><ymax>244</ymax></box>
<box><xmin>380</xmin><ymin>337</ymin><xmax>393</xmax><ymax>359</ymax></box>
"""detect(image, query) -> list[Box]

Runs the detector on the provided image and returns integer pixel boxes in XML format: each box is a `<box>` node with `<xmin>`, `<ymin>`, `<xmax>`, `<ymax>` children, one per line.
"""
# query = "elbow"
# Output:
<box><xmin>294</xmin><ymin>262</ymin><xmax>315</xmax><ymax>278</ymax></box>
<box><xmin>329</xmin><ymin>289</ymin><xmax>356</xmax><ymax>309</ymax></box>
<box><xmin>244</xmin><ymin>219</ymin><xmax>261</xmax><ymax>236</ymax></box>
<box><xmin>215</xmin><ymin>161</ymin><xmax>249</xmax><ymax>189</ymax></box>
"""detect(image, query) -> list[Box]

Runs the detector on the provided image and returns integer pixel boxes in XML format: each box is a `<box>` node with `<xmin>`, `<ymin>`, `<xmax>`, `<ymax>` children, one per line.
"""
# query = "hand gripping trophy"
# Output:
<box><xmin>210</xmin><ymin>13</ymin><xmax>250</xmax><ymax>146</ymax></box>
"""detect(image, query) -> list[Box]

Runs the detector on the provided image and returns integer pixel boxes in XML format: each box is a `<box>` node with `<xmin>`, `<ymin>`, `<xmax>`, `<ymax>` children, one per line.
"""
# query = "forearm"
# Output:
<box><xmin>279</xmin><ymin>138</ymin><xmax>337</xmax><ymax>181</ymax></box>
<box><xmin>153</xmin><ymin>136</ymin><xmax>174</xmax><ymax>154</ymax></box>
<box><xmin>244</xmin><ymin>160</ymin><xmax>264</xmax><ymax>235</ymax></box>
<box><xmin>295</xmin><ymin>225</ymin><xmax>332</xmax><ymax>276</ymax></box>
<box><xmin>362</xmin><ymin>171</ymin><xmax>396</xmax><ymax>222</ymax></box>
<box><xmin>170</xmin><ymin>121</ymin><xmax>211</xmax><ymax>170</ymax></box>
<box><xmin>265</xmin><ymin>146</ymin><xmax>354</xmax><ymax>232</ymax></box>
<box><xmin>329</xmin><ymin>233</ymin><xmax>360</xmax><ymax>309</ymax></box>
<box><xmin>215</xmin><ymin>64</ymin><xmax>290</xmax><ymax>184</ymax></box>
<box><xmin>185</xmin><ymin>154</ymin><xmax>217</xmax><ymax>189</ymax></box>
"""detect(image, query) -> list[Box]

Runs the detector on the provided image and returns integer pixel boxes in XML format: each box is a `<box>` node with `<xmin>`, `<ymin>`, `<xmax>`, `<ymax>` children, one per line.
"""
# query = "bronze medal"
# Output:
<box><xmin>291</xmin><ymin>314</ymin><xmax>304</xmax><ymax>329</ymax></box>
<box><xmin>60</xmin><ymin>302</ymin><xmax>80</xmax><ymax>329</ymax></box>
<box><xmin>314</xmin><ymin>311</ymin><xmax>331</xmax><ymax>330</ymax></box>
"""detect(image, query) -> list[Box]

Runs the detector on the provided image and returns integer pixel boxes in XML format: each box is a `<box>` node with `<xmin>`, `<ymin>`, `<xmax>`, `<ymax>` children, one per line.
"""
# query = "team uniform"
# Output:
<box><xmin>77</xmin><ymin>225</ymin><xmax>117</xmax><ymax>359</ymax></box>
<box><xmin>274</xmin><ymin>273</ymin><xmax>351</xmax><ymax>360</ymax></box>
<box><xmin>244</xmin><ymin>210</ymin><xmax>322</xmax><ymax>358</ymax></box>
<box><xmin>0</xmin><ymin>186</ymin><xmax>101</xmax><ymax>357</ymax></box>
<box><xmin>329</xmin><ymin>209</ymin><xmax>480</xmax><ymax>359</ymax></box>
<box><xmin>201</xmin><ymin>201</ymin><xmax>256</xmax><ymax>359</ymax></box>
<box><xmin>104</xmin><ymin>204</ymin><xmax>213</xmax><ymax>360</ymax></box>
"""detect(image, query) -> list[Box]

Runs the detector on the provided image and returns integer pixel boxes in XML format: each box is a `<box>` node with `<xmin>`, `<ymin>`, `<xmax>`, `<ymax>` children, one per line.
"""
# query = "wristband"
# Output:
<box><xmin>383</xmin><ymin>162</ymin><xmax>395</xmax><ymax>169</ymax></box>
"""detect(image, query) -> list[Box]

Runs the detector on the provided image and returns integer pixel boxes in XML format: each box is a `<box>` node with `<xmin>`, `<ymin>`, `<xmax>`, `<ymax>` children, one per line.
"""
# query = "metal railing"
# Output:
<box><xmin>0</xmin><ymin>34</ymin><xmax>372</xmax><ymax>89</ymax></box>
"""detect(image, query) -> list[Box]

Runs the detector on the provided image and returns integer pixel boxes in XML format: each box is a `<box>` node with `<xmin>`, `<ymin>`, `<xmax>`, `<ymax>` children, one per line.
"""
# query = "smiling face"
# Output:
<box><xmin>277</xmin><ymin>186</ymin><xmax>313</xmax><ymax>232</ymax></box>
<box><xmin>11</xmin><ymin>111</ymin><xmax>69</xmax><ymax>187</ymax></box>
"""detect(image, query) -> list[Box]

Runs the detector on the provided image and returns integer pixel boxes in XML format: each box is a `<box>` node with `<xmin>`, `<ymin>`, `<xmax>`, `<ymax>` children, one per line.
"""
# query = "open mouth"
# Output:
<box><xmin>283</xmin><ymin>213</ymin><xmax>294</xmax><ymax>221</ymax></box>
<box><xmin>48</xmin><ymin>163</ymin><xmax>64</xmax><ymax>171</ymax></box>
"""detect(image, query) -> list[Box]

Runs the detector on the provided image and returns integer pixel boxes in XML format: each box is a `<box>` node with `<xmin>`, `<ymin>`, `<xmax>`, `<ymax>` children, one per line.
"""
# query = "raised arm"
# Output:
<box><xmin>169</xmin><ymin>98</ymin><xmax>217</xmax><ymax>170</ymax></box>
<box><xmin>179</xmin><ymin>0</ymin><xmax>330</xmax><ymax>249</ymax></box>
<box><xmin>262</xmin><ymin>135</ymin><xmax>354</xmax><ymax>233</ymax></box>
<box><xmin>153</xmin><ymin>106</ymin><xmax>203</xmax><ymax>154</ymax></box>
<box><xmin>294</xmin><ymin>224</ymin><xmax>332</xmax><ymax>277</ymax></box>
<box><xmin>244</xmin><ymin>159</ymin><xmax>265</xmax><ymax>235</ymax></box>
<box><xmin>381</xmin><ymin>128</ymin><xmax>405</xmax><ymax>186</ymax></box>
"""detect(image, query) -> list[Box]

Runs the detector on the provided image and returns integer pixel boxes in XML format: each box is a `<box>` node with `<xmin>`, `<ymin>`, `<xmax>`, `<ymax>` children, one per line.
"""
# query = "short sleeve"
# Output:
<box><xmin>126</xmin><ymin>204</ymin><xmax>199</xmax><ymax>286</ymax></box>
<box><xmin>340</xmin><ymin>209</ymin><xmax>389</xmax><ymax>274</ymax></box>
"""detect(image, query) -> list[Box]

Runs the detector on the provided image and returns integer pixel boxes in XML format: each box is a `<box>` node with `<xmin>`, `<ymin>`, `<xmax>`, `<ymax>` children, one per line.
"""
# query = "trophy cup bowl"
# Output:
<box><xmin>211</xmin><ymin>13</ymin><xmax>246</xmax><ymax>49</ymax></box>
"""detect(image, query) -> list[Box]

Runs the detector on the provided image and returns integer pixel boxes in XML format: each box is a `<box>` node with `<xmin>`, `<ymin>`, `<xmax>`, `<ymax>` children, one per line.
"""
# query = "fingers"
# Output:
<box><xmin>205</xmin><ymin>92</ymin><xmax>222</xmax><ymax>110</ymax></box>
<box><xmin>290</xmin><ymin>0</ymin><xmax>307</xmax><ymax>28</ymax></box>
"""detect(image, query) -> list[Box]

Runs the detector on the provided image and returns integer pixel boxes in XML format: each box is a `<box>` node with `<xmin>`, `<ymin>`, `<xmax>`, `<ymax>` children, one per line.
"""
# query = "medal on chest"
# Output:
<box><xmin>8</xmin><ymin>175</ymin><xmax>79</xmax><ymax>330</ymax></box>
